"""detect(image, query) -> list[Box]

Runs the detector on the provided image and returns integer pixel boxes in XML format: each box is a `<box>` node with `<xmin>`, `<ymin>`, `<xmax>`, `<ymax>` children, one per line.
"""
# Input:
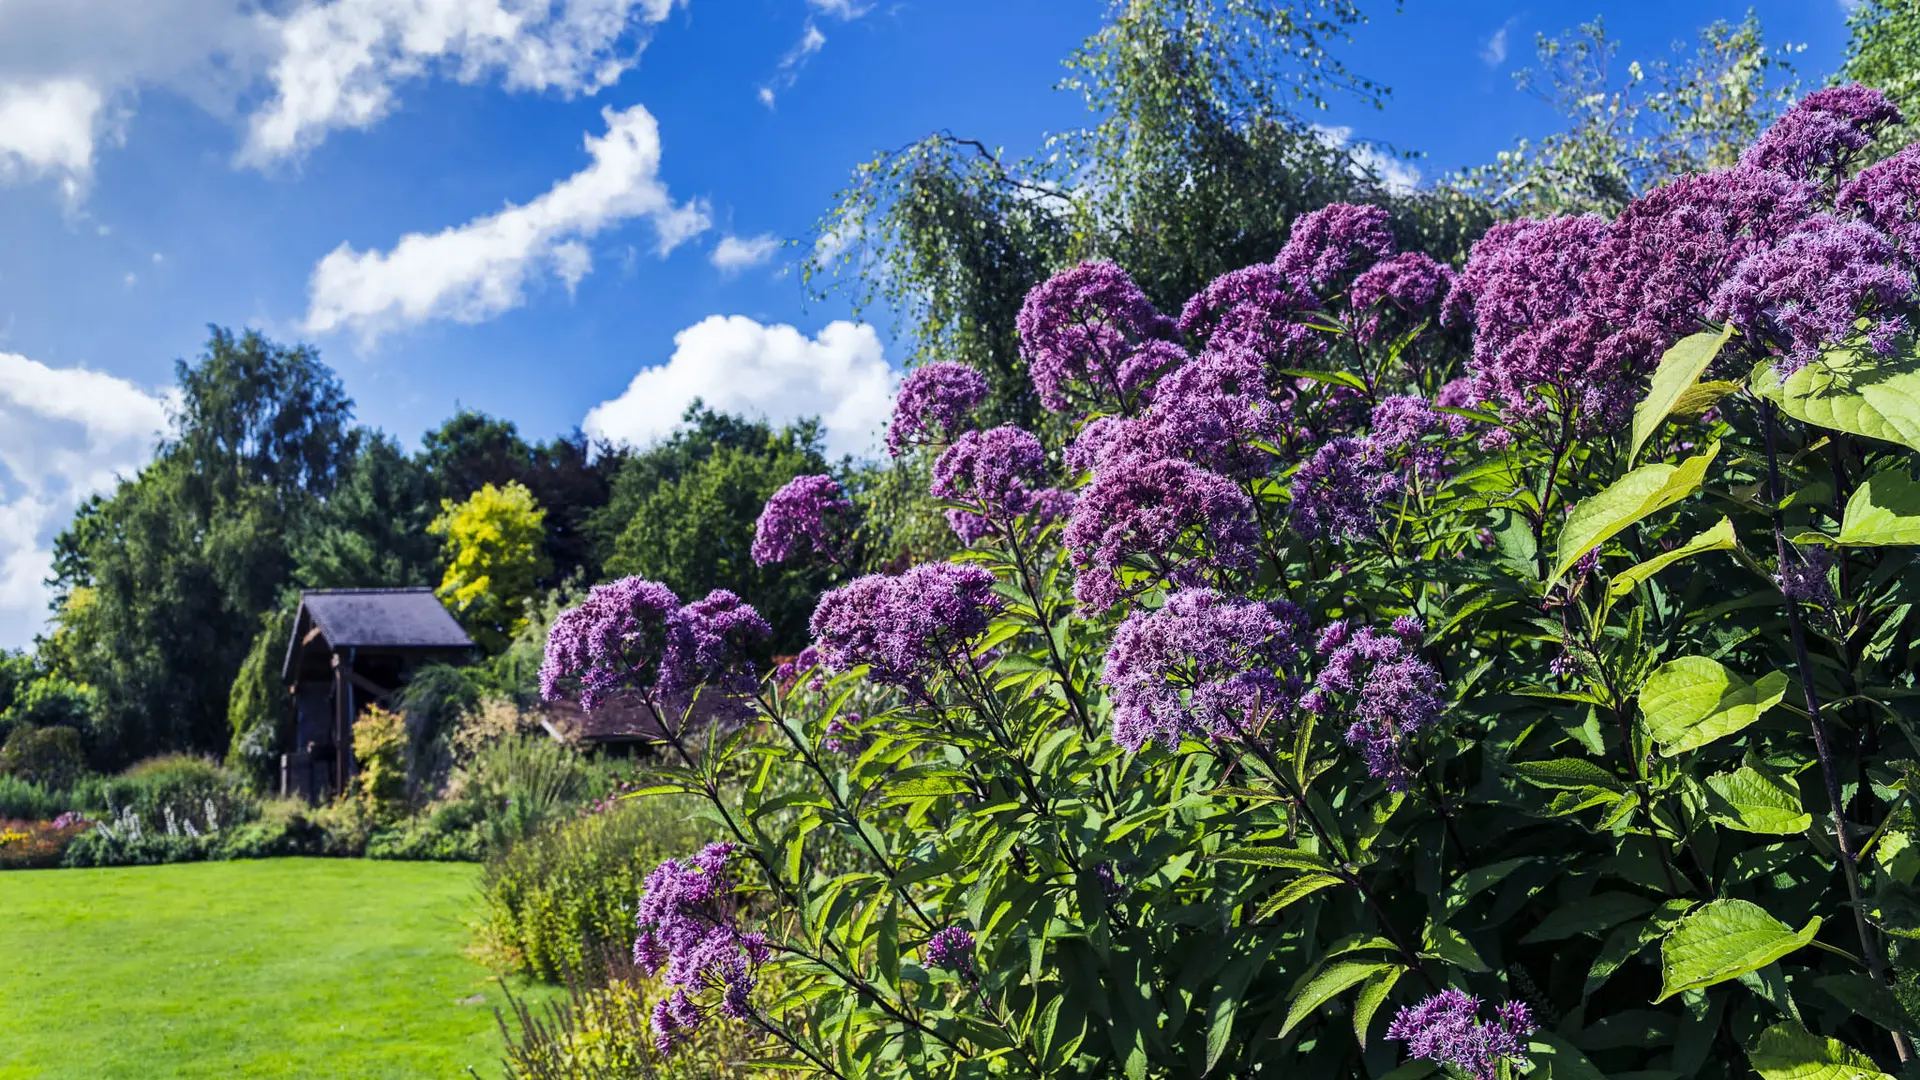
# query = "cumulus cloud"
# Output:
<box><xmin>0</xmin><ymin>352</ymin><xmax>172</xmax><ymax>648</ymax></box>
<box><xmin>244</xmin><ymin>0</ymin><xmax>683</xmax><ymax>164</ymax></box>
<box><xmin>305</xmin><ymin>102</ymin><xmax>709</xmax><ymax>340</ymax></box>
<box><xmin>1312</xmin><ymin>124</ymin><xmax>1421</xmax><ymax>195</ymax></box>
<box><xmin>0</xmin><ymin>80</ymin><xmax>106</xmax><ymax>201</ymax></box>
<box><xmin>0</xmin><ymin>0</ymin><xmax>685</xmax><ymax>196</ymax></box>
<box><xmin>584</xmin><ymin>315</ymin><xmax>894</xmax><ymax>459</ymax></box>
<box><xmin>710</xmin><ymin>232</ymin><xmax>779</xmax><ymax>274</ymax></box>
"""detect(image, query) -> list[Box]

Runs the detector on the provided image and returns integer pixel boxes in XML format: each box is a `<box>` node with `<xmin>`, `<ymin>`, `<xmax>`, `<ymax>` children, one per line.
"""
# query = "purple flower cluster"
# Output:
<box><xmin>50</xmin><ymin>811</ymin><xmax>90</xmax><ymax>830</ymax></box>
<box><xmin>809</xmin><ymin>563</ymin><xmax>1001</xmax><ymax>688</ymax></box>
<box><xmin>1064</xmin><ymin>455</ymin><xmax>1259</xmax><ymax>610</ymax></box>
<box><xmin>1386</xmin><ymin>990</ymin><xmax>1536</xmax><ymax>1080</ymax></box>
<box><xmin>931</xmin><ymin>426</ymin><xmax>1047</xmax><ymax>510</ymax></box>
<box><xmin>924</xmin><ymin>926</ymin><xmax>975</xmax><ymax>974</ymax></box>
<box><xmin>947</xmin><ymin>487</ymin><xmax>1076</xmax><ymax>546</ymax></box>
<box><xmin>820</xmin><ymin>713</ymin><xmax>858</xmax><ymax>753</ymax></box>
<box><xmin>1710</xmin><ymin>216</ymin><xmax>1915</xmax><ymax>373</ymax></box>
<box><xmin>1744</xmin><ymin>85</ymin><xmax>1904</xmax><ymax>186</ymax></box>
<box><xmin>1350</xmin><ymin>251</ymin><xmax>1455</xmax><ymax>344</ymax></box>
<box><xmin>1275</xmin><ymin>202</ymin><xmax>1397</xmax><ymax>294</ymax></box>
<box><xmin>886</xmin><ymin>362</ymin><xmax>990</xmax><ymax>455</ymax></box>
<box><xmin>751</xmin><ymin>474</ymin><xmax>853</xmax><ymax>567</ymax></box>
<box><xmin>1841</xmin><ymin>147</ymin><xmax>1920</xmax><ymax>268</ymax></box>
<box><xmin>1304</xmin><ymin>620</ymin><xmax>1443</xmax><ymax>790</ymax></box>
<box><xmin>1140</xmin><ymin>346</ymin><xmax>1280</xmax><ymax>478</ymax></box>
<box><xmin>1017</xmin><ymin>261</ymin><xmax>1180</xmax><ymax>412</ymax></box>
<box><xmin>1176</xmin><ymin>263</ymin><xmax>1321</xmax><ymax>360</ymax></box>
<box><xmin>1102</xmin><ymin>589</ymin><xmax>1308</xmax><ymax>751</ymax></box>
<box><xmin>633</xmin><ymin>842</ymin><xmax>772</xmax><ymax>1053</ymax></box>
<box><xmin>772</xmin><ymin>645</ymin><xmax>825</xmax><ymax>692</ymax></box>
<box><xmin>1289</xmin><ymin>437</ymin><xmax>1398</xmax><ymax>542</ymax></box>
<box><xmin>541</xmin><ymin>578</ymin><xmax>770</xmax><ymax>711</ymax></box>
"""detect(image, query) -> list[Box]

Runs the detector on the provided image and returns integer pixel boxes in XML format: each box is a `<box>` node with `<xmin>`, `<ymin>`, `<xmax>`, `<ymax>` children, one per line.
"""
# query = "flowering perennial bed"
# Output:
<box><xmin>539</xmin><ymin>86</ymin><xmax>1920</xmax><ymax>1079</ymax></box>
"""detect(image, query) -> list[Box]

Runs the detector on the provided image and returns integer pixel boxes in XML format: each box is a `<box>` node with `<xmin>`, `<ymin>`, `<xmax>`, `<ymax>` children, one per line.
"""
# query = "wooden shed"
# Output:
<box><xmin>280</xmin><ymin>588</ymin><xmax>474</xmax><ymax>801</ymax></box>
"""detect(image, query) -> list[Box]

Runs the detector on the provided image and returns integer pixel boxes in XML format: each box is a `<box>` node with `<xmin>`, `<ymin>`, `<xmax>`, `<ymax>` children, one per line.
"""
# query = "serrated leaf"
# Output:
<box><xmin>1640</xmin><ymin>657</ymin><xmax>1790</xmax><ymax>756</ymax></box>
<box><xmin>1520</xmin><ymin>892</ymin><xmax>1659</xmax><ymax>944</ymax></box>
<box><xmin>1512</xmin><ymin>758</ymin><xmax>1626</xmax><ymax>792</ymax></box>
<box><xmin>1608</xmin><ymin>517</ymin><xmax>1739</xmax><ymax>597</ymax></box>
<box><xmin>1705</xmin><ymin>766</ymin><xmax>1813</xmax><ymax>834</ymax></box>
<box><xmin>1837</xmin><ymin>470</ymin><xmax>1920</xmax><ymax>546</ymax></box>
<box><xmin>1552</xmin><ymin>442</ymin><xmax>1720</xmax><ymax>581</ymax></box>
<box><xmin>1253</xmin><ymin>874</ymin><xmax>1344</xmax><ymax>920</ymax></box>
<box><xmin>1752</xmin><ymin>342</ymin><xmax>1920</xmax><ymax>454</ymax></box>
<box><xmin>1749</xmin><ymin>1022</ymin><xmax>1896</xmax><ymax>1080</ymax></box>
<box><xmin>1656</xmin><ymin>900</ymin><xmax>1822</xmax><ymax>1001</ymax></box>
<box><xmin>1352</xmin><ymin>965</ymin><xmax>1405</xmax><ymax>1048</ymax></box>
<box><xmin>1280</xmin><ymin>961</ymin><xmax>1398</xmax><ymax>1038</ymax></box>
<box><xmin>1632</xmin><ymin>326</ymin><xmax>1733</xmax><ymax>463</ymax></box>
<box><xmin>1218</xmin><ymin>846</ymin><xmax>1336</xmax><ymax>873</ymax></box>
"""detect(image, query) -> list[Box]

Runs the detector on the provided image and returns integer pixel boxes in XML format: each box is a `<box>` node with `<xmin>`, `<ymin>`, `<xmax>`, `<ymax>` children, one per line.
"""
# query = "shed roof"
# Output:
<box><xmin>296</xmin><ymin>589</ymin><xmax>474</xmax><ymax>650</ymax></box>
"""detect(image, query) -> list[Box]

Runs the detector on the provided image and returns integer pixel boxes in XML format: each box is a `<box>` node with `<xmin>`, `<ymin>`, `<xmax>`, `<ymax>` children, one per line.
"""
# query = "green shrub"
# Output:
<box><xmin>0</xmin><ymin>774</ymin><xmax>73</xmax><ymax>820</ymax></box>
<box><xmin>0</xmin><ymin>725</ymin><xmax>88</xmax><ymax>788</ymax></box>
<box><xmin>352</xmin><ymin>705</ymin><xmax>410</xmax><ymax>821</ymax></box>
<box><xmin>465</xmin><ymin>734</ymin><xmax>601</xmax><ymax>852</ymax></box>
<box><xmin>479</xmin><ymin>795</ymin><xmax>706</xmax><ymax>982</ymax></box>
<box><xmin>498</xmin><ymin>963</ymin><xmax>771</xmax><ymax>1080</ymax></box>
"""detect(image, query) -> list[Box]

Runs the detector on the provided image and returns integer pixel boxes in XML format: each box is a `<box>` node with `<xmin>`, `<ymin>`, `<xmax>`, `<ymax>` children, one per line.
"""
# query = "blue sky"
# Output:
<box><xmin>0</xmin><ymin>0</ymin><xmax>1860</xmax><ymax>645</ymax></box>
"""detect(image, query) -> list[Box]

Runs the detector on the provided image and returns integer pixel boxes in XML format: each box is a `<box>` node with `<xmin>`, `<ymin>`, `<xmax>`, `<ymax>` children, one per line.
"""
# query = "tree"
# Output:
<box><xmin>1456</xmin><ymin>16</ymin><xmax>1799</xmax><ymax>217</ymax></box>
<box><xmin>431</xmin><ymin>481</ymin><xmax>552</xmax><ymax>653</ymax></box>
<box><xmin>226</xmin><ymin>601</ymin><xmax>297</xmax><ymax>787</ymax></box>
<box><xmin>807</xmin><ymin>0</ymin><xmax>1488</xmax><ymax>431</ymax></box>
<box><xmin>419</xmin><ymin>411</ymin><xmax>626</xmax><ymax>586</ymax></box>
<box><xmin>593</xmin><ymin>405</ymin><xmax>840</xmax><ymax>651</ymax></box>
<box><xmin>44</xmin><ymin>327</ymin><xmax>354</xmax><ymax>764</ymax></box>
<box><xmin>1841</xmin><ymin>0</ymin><xmax>1920</xmax><ymax>156</ymax></box>
<box><xmin>294</xmin><ymin>432</ymin><xmax>440</xmax><ymax>589</ymax></box>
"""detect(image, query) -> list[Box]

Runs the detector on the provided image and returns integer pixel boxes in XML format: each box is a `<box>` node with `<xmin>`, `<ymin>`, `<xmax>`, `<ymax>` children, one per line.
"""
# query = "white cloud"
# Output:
<box><xmin>304</xmin><ymin>102</ymin><xmax>709</xmax><ymax>340</ymax></box>
<box><xmin>1312</xmin><ymin>124</ymin><xmax>1421</xmax><ymax>195</ymax></box>
<box><xmin>1481</xmin><ymin>16</ymin><xmax>1520</xmax><ymax>68</ymax></box>
<box><xmin>0</xmin><ymin>0</ymin><xmax>687</xmax><ymax>197</ymax></box>
<box><xmin>0</xmin><ymin>352</ymin><xmax>172</xmax><ymax>648</ymax></box>
<box><xmin>243</xmin><ymin>0</ymin><xmax>683</xmax><ymax>164</ymax></box>
<box><xmin>759</xmin><ymin>22</ymin><xmax>826</xmax><ymax>107</ymax></box>
<box><xmin>0</xmin><ymin>79</ymin><xmax>106</xmax><ymax>202</ymax></box>
<box><xmin>710</xmin><ymin>232</ymin><xmax>779</xmax><ymax>274</ymax></box>
<box><xmin>585</xmin><ymin>315</ymin><xmax>894</xmax><ymax>459</ymax></box>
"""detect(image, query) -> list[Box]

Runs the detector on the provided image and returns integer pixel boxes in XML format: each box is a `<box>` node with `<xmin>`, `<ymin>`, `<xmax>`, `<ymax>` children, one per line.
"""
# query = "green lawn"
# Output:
<box><xmin>0</xmin><ymin>858</ymin><xmax>538</xmax><ymax>1079</ymax></box>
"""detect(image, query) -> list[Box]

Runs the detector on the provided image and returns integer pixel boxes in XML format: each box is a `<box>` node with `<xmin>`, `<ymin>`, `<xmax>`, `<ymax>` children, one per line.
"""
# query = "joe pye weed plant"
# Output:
<box><xmin>536</xmin><ymin>86</ymin><xmax>1920</xmax><ymax>1079</ymax></box>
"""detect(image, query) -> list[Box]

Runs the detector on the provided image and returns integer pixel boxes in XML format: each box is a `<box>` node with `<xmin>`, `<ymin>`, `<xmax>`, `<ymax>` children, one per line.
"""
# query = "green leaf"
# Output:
<box><xmin>1748</xmin><ymin>1022</ymin><xmax>1896</xmax><ymax>1080</ymax></box>
<box><xmin>1512</xmin><ymin>758</ymin><xmax>1626</xmax><ymax>792</ymax></box>
<box><xmin>1814</xmin><ymin>974</ymin><xmax>1913</xmax><ymax>1035</ymax></box>
<box><xmin>1705</xmin><ymin>767</ymin><xmax>1813</xmax><ymax>834</ymax></box>
<box><xmin>1640</xmin><ymin>657</ymin><xmax>1790</xmax><ymax>757</ymax></box>
<box><xmin>1529</xmin><ymin>1030</ymin><xmax>1612</xmax><ymax>1080</ymax></box>
<box><xmin>1656</xmin><ymin>900</ymin><xmax>1822</xmax><ymax>1002</ymax></box>
<box><xmin>1218</xmin><ymin>846</ymin><xmax>1337</xmax><ymax>873</ymax></box>
<box><xmin>1672</xmin><ymin>379</ymin><xmax>1743</xmax><ymax>418</ymax></box>
<box><xmin>1352</xmin><ymin>965</ymin><xmax>1404</xmax><ymax>1048</ymax></box>
<box><xmin>1552</xmin><ymin>442</ymin><xmax>1720</xmax><ymax>582</ymax></box>
<box><xmin>1280</xmin><ymin>961</ymin><xmax>1398</xmax><ymax>1038</ymax></box>
<box><xmin>1632</xmin><ymin>326</ymin><xmax>1733</xmax><ymax>464</ymax></box>
<box><xmin>1520</xmin><ymin>892</ymin><xmax>1659</xmax><ymax>944</ymax></box>
<box><xmin>1608</xmin><ymin>517</ymin><xmax>1739</xmax><ymax>597</ymax></box>
<box><xmin>1752</xmin><ymin>342</ymin><xmax>1920</xmax><ymax>454</ymax></box>
<box><xmin>1252</xmin><ymin>874</ymin><xmax>1344</xmax><ymax>920</ymax></box>
<box><xmin>1837</xmin><ymin>470</ymin><xmax>1920</xmax><ymax>546</ymax></box>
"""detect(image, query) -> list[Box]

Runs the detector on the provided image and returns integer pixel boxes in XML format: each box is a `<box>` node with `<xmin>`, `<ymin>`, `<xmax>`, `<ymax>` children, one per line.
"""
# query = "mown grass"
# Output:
<box><xmin>0</xmin><ymin>858</ymin><xmax>537</xmax><ymax>1079</ymax></box>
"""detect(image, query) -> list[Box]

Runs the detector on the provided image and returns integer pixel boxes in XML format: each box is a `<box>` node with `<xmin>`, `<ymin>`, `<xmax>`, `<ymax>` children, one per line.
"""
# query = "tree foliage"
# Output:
<box><xmin>431</xmin><ymin>481</ymin><xmax>552</xmax><ymax>654</ymax></box>
<box><xmin>44</xmin><ymin>329</ymin><xmax>353</xmax><ymax>764</ymax></box>
<box><xmin>1457</xmin><ymin>16</ymin><xmax>1801</xmax><ymax>217</ymax></box>
<box><xmin>1842</xmin><ymin>0</ymin><xmax>1920</xmax><ymax>156</ymax></box>
<box><xmin>594</xmin><ymin>405</ymin><xmax>841</xmax><ymax>652</ymax></box>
